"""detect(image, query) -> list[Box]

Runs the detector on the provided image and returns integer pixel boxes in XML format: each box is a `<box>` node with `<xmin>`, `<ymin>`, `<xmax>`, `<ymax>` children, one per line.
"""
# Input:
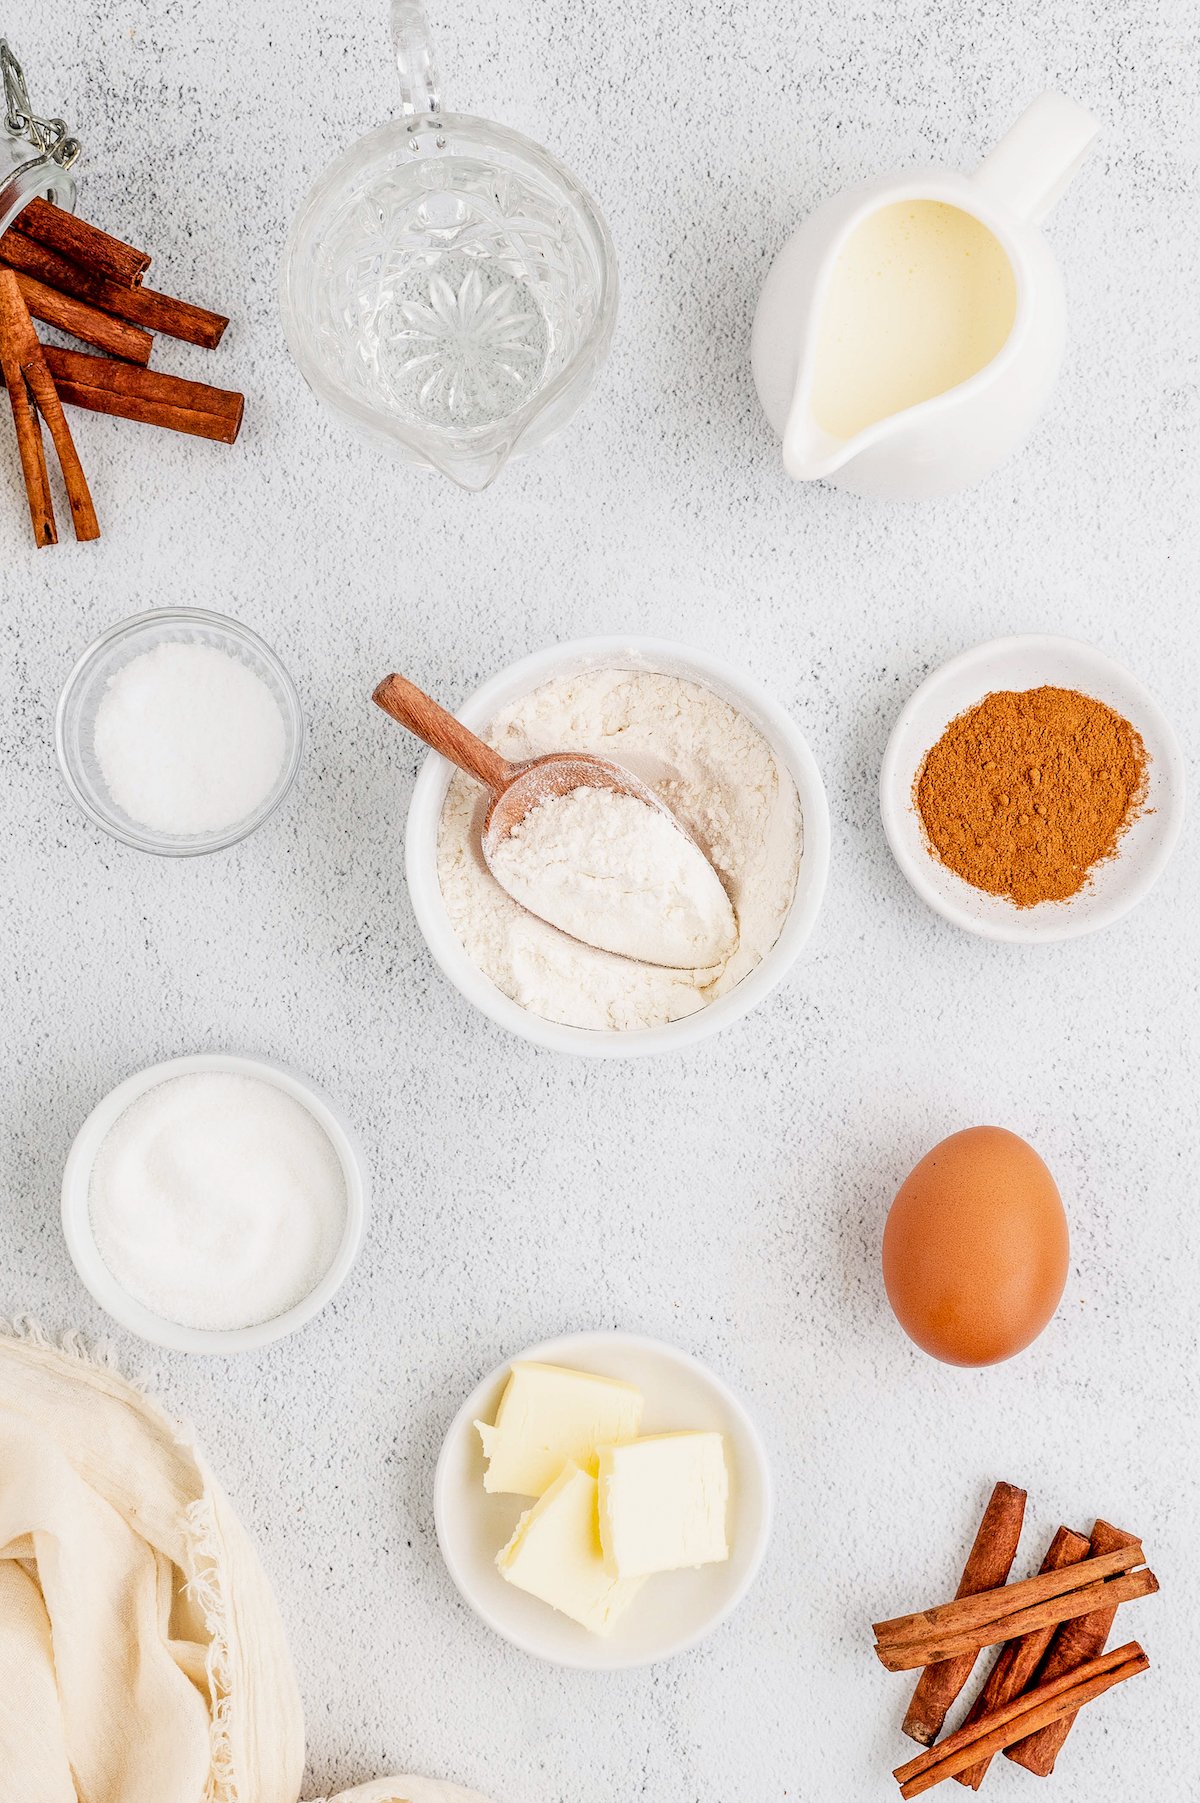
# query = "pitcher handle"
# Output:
<box><xmin>973</xmin><ymin>92</ymin><xmax>1098</xmax><ymax>226</ymax></box>
<box><xmin>392</xmin><ymin>0</ymin><xmax>442</xmax><ymax>117</ymax></box>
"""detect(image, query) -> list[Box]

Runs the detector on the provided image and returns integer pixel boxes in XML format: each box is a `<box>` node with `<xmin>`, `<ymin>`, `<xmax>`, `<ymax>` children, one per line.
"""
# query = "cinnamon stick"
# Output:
<box><xmin>953</xmin><ymin>1525</ymin><xmax>1091</xmax><ymax>1789</ymax></box>
<box><xmin>0</xmin><ymin>271</ymin><xmax>99</xmax><ymax>544</ymax></box>
<box><xmin>877</xmin><ymin>1566</ymin><xmax>1157</xmax><ymax>1671</ymax></box>
<box><xmin>17</xmin><ymin>197</ymin><xmax>150</xmax><ymax>287</ymax></box>
<box><xmin>1</xmin><ymin>228</ymin><xmax>228</xmax><ymax>349</ymax></box>
<box><xmin>892</xmin><ymin>1641</ymin><xmax>1149</xmax><ymax>1799</ymax></box>
<box><xmin>42</xmin><ymin>347</ymin><xmax>244</xmax><ymax>444</ymax></box>
<box><xmin>0</xmin><ymin>312</ymin><xmax>54</xmax><ymax>545</ymax></box>
<box><xmin>876</xmin><ymin>1538</ymin><xmax>1144</xmax><ymax>1654</ymax></box>
<box><xmin>1006</xmin><ymin>1519</ymin><xmax>1140</xmax><ymax>1778</ymax></box>
<box><xmin>13</xmin><ymin>272</ymin><xmax>153</xmax><ymax>365</ymax></box>
<box><xmin>899</xmin><ymin>1483</ymin><xmax>1026</xmax><ymax>1747</ymax></box>
<box><xmin>20</xmin><ymin>355</ymin><xmax>100</xmax><ymax>542</ymax></box>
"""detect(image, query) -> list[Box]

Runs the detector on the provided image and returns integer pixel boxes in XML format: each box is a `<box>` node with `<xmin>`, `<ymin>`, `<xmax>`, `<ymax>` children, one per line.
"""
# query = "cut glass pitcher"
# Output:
<box><xmin>281</xmin><ymin>1</ymin><xmax>617</xmax><ymax>492</ymax></box>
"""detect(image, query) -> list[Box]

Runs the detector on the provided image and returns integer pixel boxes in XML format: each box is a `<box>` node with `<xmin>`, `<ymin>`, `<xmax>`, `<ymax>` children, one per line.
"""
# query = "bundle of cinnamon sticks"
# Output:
<box><xmin>873</xmin><ymin>1482</ymin><xmax>1158</xmax><ymax>1795</ymax></box>
<box><xmin>0</xmin><ymin>197</ymin><xmax>243</xmax><ymax>546</ymax></box>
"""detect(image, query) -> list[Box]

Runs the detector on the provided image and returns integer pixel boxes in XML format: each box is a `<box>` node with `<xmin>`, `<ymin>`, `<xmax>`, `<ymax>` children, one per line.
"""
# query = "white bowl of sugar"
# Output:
<box><xmin>61</xmin><ymin>1053</ymin><xmax>369</xmax><ymax>1353</ymax></box>
<box><xmin>401</xmin><ymin>636</ymin><xmax>831</xmax><ymax>1057</ymax></box>
<box><xmin>56</xmin><ymin>608</ymin><xmax>303</xmax><ymax>856</ymax></box>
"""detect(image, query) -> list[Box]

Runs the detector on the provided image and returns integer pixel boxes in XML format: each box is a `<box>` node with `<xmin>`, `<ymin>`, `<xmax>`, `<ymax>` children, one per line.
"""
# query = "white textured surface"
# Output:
<box><xmin>3</xmin><ymin>2</ymin><xmax>1199</xmax><ymax>1799</ymax></box>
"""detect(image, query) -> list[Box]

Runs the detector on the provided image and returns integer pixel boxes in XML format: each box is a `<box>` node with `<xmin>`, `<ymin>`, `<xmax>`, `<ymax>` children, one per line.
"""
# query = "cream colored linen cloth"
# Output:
<box><xmin>0</xmin><ymin>1323</ymin><xmax>491</xmax><ymax>1803</ymax></box>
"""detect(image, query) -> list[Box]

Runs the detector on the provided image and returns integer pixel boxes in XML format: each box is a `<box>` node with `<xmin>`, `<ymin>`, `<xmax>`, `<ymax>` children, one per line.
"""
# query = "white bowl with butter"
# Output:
<box><xmin>433</xmin><ymin>1331</ymin><xmax>772</xmax><ymax>1668</ymax></box>
<box><xmin>403</xmin><ymin>637</ymin><xmax>830</xmax><ymax>1057</ymax></box>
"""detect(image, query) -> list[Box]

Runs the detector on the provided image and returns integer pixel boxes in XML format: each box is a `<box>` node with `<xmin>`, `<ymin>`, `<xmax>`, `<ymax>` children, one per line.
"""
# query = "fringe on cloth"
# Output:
<box><xmin>0</xmin><ymin>1314</ymin><xmax>239</xmax><ymax>1803</ymax></box>
<box><xmin>1</xmin><ymin>1319</ymin><xmax>484</xmax><ymax>1803</ymax></box>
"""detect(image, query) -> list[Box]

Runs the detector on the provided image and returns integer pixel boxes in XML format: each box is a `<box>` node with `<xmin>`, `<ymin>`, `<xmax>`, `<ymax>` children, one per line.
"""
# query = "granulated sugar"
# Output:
<box><xmin>94</xmin><ymin>640</ymin><xmax>286</xmax><ymax>835</ymax></box>
<box><xmin>89</xmin><ymin>1072</ymin><xmax>347</xmax><ymax>1331</ymax></box>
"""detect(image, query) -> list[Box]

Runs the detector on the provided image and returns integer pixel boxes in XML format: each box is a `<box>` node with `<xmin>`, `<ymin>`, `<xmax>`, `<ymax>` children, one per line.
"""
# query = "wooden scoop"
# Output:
<box><xmin>372</xmin><ymin>671</ymin><xmax>737</xmax><ymax>966</ymax></box>
<box><xmin>373</xmin><ymin>670</ymin><xmax>679</xmax><ymax>853</ymax></box>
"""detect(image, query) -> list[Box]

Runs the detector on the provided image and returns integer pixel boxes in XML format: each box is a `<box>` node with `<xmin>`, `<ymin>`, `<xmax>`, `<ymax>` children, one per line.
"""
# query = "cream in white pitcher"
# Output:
<box><xmin>752</xmin><ymin>93</ymin><xmax>1098</xmax><ymax>500</ymax></box>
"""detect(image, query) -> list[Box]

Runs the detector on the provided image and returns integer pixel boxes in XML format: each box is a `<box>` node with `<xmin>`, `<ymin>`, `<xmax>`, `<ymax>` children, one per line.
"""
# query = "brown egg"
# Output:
<box><xmin>882</xmin><ymin>1126</ymin><xmax>1069</xmax><ymax>1367</ymax></box>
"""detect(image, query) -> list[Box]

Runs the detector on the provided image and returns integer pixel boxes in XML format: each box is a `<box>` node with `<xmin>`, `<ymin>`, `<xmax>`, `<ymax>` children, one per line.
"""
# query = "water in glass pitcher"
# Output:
<box><xmin>313</xmin><ymin>157</ymin><xmax>595</xmax><ymax>435</ymax></box>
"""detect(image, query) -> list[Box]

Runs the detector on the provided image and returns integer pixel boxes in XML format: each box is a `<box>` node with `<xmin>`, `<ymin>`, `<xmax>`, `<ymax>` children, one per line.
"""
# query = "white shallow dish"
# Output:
<box><xmin>61</xmin><ymin>1053</ymin><xmax>369</xmax><ymax>1353</ymax></box>
<box><xmin>404</xmin><ymin>636</ymin><xmax>831</xmax><ymax>1056</ymax></box>
<box><xmin>880</xmin><ymin>635</ymin><xmax>1185</xmax><ymax>942</ymax></box>
<box><xmin>434</xmin><ymin>1330</ymin><xmax>772</xmax><ymax>1669</ymax></box>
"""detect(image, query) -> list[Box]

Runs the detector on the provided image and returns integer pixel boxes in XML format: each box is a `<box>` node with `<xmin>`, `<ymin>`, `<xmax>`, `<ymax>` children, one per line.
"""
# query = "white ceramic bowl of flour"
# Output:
<box><xmin>403</xmin><ymin>638</ymin><xmax>830</xmax><ymax>1056</ymax></box>
<box><xmin>61</xmin><ymin>1053</ymin><xmax>369</xmax><ymax>1353</ymax></box>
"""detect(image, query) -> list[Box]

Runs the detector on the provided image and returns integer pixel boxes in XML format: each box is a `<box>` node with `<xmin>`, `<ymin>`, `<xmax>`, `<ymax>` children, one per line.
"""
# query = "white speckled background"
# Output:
<box><xmin>3</xmin><ymin>1</ymin><xmax>1199</xmax><ymax>1797</ymax></box>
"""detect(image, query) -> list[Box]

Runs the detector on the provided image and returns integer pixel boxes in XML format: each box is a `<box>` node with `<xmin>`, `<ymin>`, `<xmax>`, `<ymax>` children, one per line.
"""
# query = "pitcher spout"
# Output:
<box><xmin>430</xmin><ymin>447</ymin><xmax>510</xmax><ymax>493</ymax></box>
<box><xmin>782</xmin><ymin>407</ymin><xmax>871</xmax><ymax>483</ymax></box>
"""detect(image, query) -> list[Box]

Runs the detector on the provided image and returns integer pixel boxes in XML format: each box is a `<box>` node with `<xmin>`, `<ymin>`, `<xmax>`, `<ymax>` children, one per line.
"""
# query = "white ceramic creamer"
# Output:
<box><xmin>751</xmin><ymin>93</ymin><xmax>1098</xmax><ymax>500</ymax></box>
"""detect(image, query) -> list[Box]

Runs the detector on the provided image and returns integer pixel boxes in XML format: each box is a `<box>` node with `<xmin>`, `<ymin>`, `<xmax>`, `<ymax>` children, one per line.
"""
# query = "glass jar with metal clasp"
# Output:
<box><xmin>0</xmin><ymin>39</ymin><xmax>80</xmax><ymax>237</ymax></box>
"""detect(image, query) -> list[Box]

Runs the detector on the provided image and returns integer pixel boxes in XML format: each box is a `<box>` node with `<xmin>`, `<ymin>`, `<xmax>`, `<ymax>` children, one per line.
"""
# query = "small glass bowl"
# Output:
<box><xmin>56</xmin><ymin>608</ymin><xmax>304</xmax><ymax>856</ymax></box>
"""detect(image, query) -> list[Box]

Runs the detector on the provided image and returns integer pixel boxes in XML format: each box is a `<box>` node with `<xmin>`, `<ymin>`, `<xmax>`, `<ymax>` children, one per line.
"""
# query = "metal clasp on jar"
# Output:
<box><xmin>0</xmin><ymin>39</ymin><xmax>81</xmax><ymax>234</ymax></box>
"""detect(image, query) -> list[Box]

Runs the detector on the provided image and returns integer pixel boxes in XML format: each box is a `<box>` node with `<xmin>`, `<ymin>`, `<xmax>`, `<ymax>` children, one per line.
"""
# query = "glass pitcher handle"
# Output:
<box><xmin>391</xmin><ymin>0</ymin><xmax>442</xmax><ymax>118</ymax></box>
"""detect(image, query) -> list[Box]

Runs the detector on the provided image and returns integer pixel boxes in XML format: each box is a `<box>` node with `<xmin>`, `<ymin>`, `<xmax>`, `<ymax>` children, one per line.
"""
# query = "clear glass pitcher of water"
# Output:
<box><xmin>280</xmin><ymin>1</ymin><xmax>617</xmax><ymax>492</ymax></box>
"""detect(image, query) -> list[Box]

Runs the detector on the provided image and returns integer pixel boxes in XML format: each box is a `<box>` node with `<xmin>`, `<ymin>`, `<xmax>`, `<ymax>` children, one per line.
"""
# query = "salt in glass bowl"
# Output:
<box><xmin>61</xmin><ymin>1053</ymin><xmax>369</xmax><ymax>1354</ymax></box>
<box><xmin>56</xmin><ymin>608</ymin><xmax>304</xmax><ymax>856</ymax></box>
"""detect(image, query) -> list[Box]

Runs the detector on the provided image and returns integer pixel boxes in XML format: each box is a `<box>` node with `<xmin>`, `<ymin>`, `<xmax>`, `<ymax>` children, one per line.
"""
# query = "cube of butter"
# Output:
<box><xmin>597</xmin><ymin>1432</ymin><xmax>730</xmax><ymax>1579</ymax></box>
<box><xmin>475</xmin><ymin>1361</ymin><xmax>643</xmax><ymax>1495</ymax></box>
<box><xmin>496</xmin><ymin>1461</ymin><xmax>644</xmax><ymax>1635</ymax></box>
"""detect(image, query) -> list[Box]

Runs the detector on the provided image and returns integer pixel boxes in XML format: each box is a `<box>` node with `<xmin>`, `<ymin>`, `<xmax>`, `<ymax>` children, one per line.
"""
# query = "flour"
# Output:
<box><xmin>487</xmin><ymin>782</ymin><xmax>738</xmax><ymax>968</ymax></box>
<box><xmin>436</xmin><ymin>668</ymin><xmax>803</xmax><ymax>1030</ymax></box>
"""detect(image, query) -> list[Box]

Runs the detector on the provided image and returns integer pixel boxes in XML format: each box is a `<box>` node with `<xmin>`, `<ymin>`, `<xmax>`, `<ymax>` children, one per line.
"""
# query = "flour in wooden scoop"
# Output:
<box><xmin>488</xmin><ymin>782</ymin><xmax>738</xmax><ymax>967</ymax></box>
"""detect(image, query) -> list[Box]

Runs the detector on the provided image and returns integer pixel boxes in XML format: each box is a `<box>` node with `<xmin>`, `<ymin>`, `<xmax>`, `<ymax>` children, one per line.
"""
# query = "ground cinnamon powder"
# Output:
<box><xmin>915</xmin><ymin>686</ymin><xmax>1149</xmax><ymax>907</ymax></box>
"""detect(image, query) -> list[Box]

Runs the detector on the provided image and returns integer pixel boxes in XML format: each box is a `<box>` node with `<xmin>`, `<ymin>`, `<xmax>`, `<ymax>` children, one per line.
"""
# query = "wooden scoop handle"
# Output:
<box><xmin>372</xmin><ymin>672</ymin><xmax>513</xmax><ymax>796</ymax></box>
